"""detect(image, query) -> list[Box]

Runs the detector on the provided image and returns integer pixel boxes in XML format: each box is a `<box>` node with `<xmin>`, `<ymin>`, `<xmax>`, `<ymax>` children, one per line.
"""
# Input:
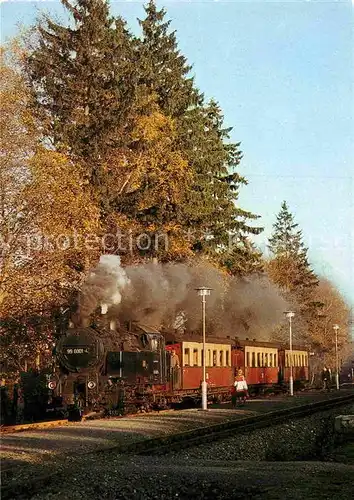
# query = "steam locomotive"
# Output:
<box><xmin>49</xmin><ymin>310</ymin><xmax>309</xmax><ymax>415</ymax></box>
<box><xmin>51</xmin><ymin>319</ymin><xmax>169</xmax><ymax>414</ymax></box>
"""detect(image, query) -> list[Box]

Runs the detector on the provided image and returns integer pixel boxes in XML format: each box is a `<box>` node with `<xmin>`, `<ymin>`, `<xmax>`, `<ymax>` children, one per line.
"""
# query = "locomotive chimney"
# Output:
<box><xmin>109</xmin><ymin>319</ymin><xmax>116</xmax><ymax>331</ymax></box>
<box><xmin>101</xmin><ymin>303</ymin><xmax>108</xmax><ymax>315</ymax></box>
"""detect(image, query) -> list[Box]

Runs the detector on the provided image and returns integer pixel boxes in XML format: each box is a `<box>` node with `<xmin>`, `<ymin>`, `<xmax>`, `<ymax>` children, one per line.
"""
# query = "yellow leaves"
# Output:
<box><xmin>0</xmin><ymin>48</ymin><xmax>102</xmax><ymax>318</ymax></box>
<box><xmin>128</xmin><ymin>112</ymin><xmax>192</xmax><ymax>212</ymax></box>
<box><xmin>310</xmin><ymin>278</ymin><xmax>351</xmax><ymax>351</ymax></box>
<box><xmin>132</xmin><ymin>111</ymin><xmax>174</xmax><ymax>145</ymax></box>
<box><xmin>25</xmin><ymin>148</ymin><xmax>100</xmax><ymax>238</ymax></box>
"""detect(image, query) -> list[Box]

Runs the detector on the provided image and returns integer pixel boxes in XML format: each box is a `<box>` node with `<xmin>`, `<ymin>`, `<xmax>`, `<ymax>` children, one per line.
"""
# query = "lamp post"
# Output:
<box><xmin>333</xmin><ymin>324</ymin><xmax>340</xmax><ymax>390</ymax></box>
<box><xmin>195</xmin><ymin>287</ymin><xmax>212</xmax><ymax>410</ymax></box>
<box><xmin>284</xmin><ymin>311</ymin><xmax>295</xmax><ymax>396</ymax></box>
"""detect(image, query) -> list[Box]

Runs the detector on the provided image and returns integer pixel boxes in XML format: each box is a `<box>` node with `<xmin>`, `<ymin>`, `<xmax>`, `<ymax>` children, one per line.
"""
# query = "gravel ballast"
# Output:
<box><xmin>2</xmin><ymin>392</ymin><xmax>353</xmax><ymax>499</ymax></box>
<box><xmin>166</xmin><ymin>403</ymin><xmax>354</xmax><ymax>462</ymax></box>
<box><xmin>5</xmin><ymin>456</ymin><xmax>354</xmax><ymax>500</ymax></box>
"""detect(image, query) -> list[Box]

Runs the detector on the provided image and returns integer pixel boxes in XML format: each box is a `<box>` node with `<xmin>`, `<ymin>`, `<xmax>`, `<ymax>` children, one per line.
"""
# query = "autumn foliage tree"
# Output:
<box><xmin>309</xmin><ymin>278</ymin><xmax>351</xmax><ymax>368</ymax></box>
<box><xmin>266</xmin><ymin>202</ymin><xmax>351</xmax><ymax>361</ymax></box>
<box><xmin>0</xmin><ymin>46</ymin><xmax>100</xmax><ymax>375</ymax></box>
<box><xmin>24</xmin><ymin>0</ymin><xmax>262</xmax><ymax>268</ymax></box>
<box><xmin>265</xmin><ymin>202</ymin><xmax>320</xmax><ymax>344</ymax></box>
<box><xmin>138</xmin><ymin>2</ymin><xmax>263</xmax><ymax>264</ymax></box>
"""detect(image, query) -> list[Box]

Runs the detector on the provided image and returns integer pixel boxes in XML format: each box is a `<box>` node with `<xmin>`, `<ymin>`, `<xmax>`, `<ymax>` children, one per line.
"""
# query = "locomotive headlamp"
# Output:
<box><xmin>195</xmin><ymin>287</ymin><xmax>213</xmax><ymax>411</ymax></box>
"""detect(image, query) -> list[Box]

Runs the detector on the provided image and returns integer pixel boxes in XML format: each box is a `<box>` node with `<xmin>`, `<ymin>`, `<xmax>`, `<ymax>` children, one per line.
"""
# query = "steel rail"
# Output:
<box><xmin>1</xmin><ymin>393</ymin><xmax>353</xmax><ymax>500</ymax></box>
<box><xmin>121</xmin><ymin>393</ymin><xmax>354</xmax><ymax>456</ymax></box>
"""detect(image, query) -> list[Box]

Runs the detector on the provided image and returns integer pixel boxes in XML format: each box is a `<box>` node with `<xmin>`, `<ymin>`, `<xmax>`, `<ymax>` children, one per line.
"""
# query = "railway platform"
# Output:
<box><xmin>1</xmin><ymin>389</ymin><xmax>353</xmax><ymax>472</ymax></box>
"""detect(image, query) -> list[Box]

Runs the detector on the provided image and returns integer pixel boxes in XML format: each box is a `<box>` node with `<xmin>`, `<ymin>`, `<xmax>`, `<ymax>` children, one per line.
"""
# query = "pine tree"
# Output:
<box><xmin>138</xmin><ymin>0</ymin><xmax>201</xmax><ymax>117</ymax></box>
<box><xmin>26</xmin><ymin>0</ymin><xmax>137</xmax><ymax>188</ymax></box>
<box><xmin>180</xmin><ymin>100</ymin><xmax>262</xmax><ymax>253</ymax></box>
<box><xmin>138</xmin><ymin>3</ymin><xmax>263</xmax><ymax>270</ymax></box>
<box><xmin>267</xmin><ymin>201</ymin><xmax>321</xmax><ymax>342</ymax></box>
<box><xmin>25</xmin><ymin>0</ymin><xmax>263</xmax><ymax>270</ymax></box>
<box><xmin>221</xmin><ymin>238</ymin><xmax>264</xmax><ymax>277</ymax></box>
<box><xmin>267</xmin><ymin>201</ymin><xmax>319</xmax><ymax>301</ymax></box>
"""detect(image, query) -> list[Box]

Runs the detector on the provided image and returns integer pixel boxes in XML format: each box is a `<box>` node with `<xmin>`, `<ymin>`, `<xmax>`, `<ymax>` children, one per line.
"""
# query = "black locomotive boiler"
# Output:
<box><xmin>52</xmin><ymin>319</ymin><xmax>170</xmax><ymax>413</ymax></box>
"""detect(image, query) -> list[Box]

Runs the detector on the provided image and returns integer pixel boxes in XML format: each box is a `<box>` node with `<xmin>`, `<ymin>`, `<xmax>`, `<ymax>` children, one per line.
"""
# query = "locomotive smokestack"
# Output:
<box><xmin>101</xmin><ymin>303</ymin><xmax>108</xmax><ymax>315</ymax></box>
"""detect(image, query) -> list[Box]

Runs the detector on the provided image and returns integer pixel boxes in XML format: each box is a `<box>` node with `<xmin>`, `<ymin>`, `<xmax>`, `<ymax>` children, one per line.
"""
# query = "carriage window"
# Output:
<box><xmin>264</xmin><ymin>353</ymin><xmax>268</xmax><ymax>367</ymax></box>
<box><xmin>269</xmin><ymin>353</ymin><xmax>272</xmax><ymax>367</ymax></box>
<box><xmin>208</xmin><ymin>349</ymin><xmax>212</xmax><ymax>366</ymax></box>
<box><xmin>246</xmin><ymin>352</ymin><xmax>250</xmax><ymax>367</ymax></box>
<box><xmin>257</xmin><ymin>353</ymin><xmax>261</xmax><ymax>367</ymax></box>
<box><xmin>213</xmin><ymin>350</ymin><xmax>217</xmax><ymax>366</ymax></box>
<box><xmin>184</xmin><ymin>348</ymin><xmax>190</xmax><ymax>366</ymax></box>
<box><xmin>261</xmin><ymin>353</ymin><xmax>264</xmax><ymax>367</ymax></box>
<box><xmin>252</xmin><ymin>352</ymin><xmax>255</xmax><ymax>367</ymax></box>
<box><xmin>219</xmin><ymin>350</ymin><xmax>224</xmax><ymax>366</ymax></box>
<box><xmin>286</xmin><ymin>354</ymin><xmax>288</xmax><ymax>367</ymax></box>
<box><xmin>226</xmin><ymin>350</ymin><xmax>230</xmax><ymax>366</ymax></box>
<box><xmin>201</xmin><ymin>349</ymin><xmax>204</xmax><ymax>366</ymax></box>
<box><xmin>193</xmin><ymin>349</ymin><xmax>198</xmax><ymax>366</ymax></box>
<box><xmin>274</xmin><ymin>353</ymin><xmax>277</xmax><ymax>366</ymax></box>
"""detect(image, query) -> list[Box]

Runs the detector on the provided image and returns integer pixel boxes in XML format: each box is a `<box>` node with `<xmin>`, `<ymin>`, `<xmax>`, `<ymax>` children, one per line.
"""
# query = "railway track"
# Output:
<box><xmin>116</xmin><ymin>392</ymin><xmax>354</xmax><ymax>456</ymax></box>
<box><xmin>1</xmin><ymin>393</ymin><xmax>353</xmax><ymax>499</ymax></box>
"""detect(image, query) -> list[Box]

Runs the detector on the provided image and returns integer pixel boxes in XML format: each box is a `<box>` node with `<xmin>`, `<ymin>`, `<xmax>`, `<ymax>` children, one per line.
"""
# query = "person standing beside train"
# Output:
<box><xmin>170</xmin><ymin>349</ymin><xmax>181</xmax><ymax>390</ymax></box>
<box><xmin>321</xmin><ymin>366</ymin><xmax>332</xmax><ymax>392</ymax></box>
<box><xmin>232</xmin><ymin>369</ymin><xmax>248</xmax><ymax>407</ymax></box>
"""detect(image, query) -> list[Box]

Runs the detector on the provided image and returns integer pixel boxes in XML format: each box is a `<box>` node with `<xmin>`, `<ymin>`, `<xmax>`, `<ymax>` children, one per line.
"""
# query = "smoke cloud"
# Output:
<box><xmin>78</xmin><ymin>255</ymin><xmax>288</xmax><ymax>341</ymax></box>
<box><xmin>78</xmin><ymin>255</ymin><xmax>130</xmax><ymax>319</ymax></box>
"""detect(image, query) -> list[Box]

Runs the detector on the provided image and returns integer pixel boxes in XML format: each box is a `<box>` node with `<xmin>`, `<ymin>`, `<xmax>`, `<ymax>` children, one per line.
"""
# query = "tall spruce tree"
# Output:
<box><xmin>138</xmin><ymin>0</ymin><xmax>201</xmax><ymax>117</ymax></box>
<box><xmin>138</xmin><ymin>2</ymin><xmax>263</xmax><ymax>270</ymax></box>
<box><xmin>25</xmin><ymin>0</ymin><xmax>263</xmax><ymax>270</ymax></box>
<box><xmin>25</xmin><ymin>0</ymin><xmax>195</xmax><ymax>261</ymax></box>
<box><xmin>267</xmin><ymin>201</ymin><xmax>319</xmax><ymax>300</ymax></box>
<box><xmin>267</xmin><ymin>201</ymin><xmax>322</xmax><ymax>341</ymax></box>
<box><xmin>180</xmin><ymin>100</ymin><xmax>262</xmax><ymax>253</ymax></box>
<box><xmin>26</xmin><ymin>0</ymin><xmax>137</xmax><ymax>190</ymax></box>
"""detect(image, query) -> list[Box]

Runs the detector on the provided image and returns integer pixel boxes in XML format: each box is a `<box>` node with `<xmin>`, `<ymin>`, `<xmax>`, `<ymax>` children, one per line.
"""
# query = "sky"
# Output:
<box><xmin>1</xmin><ymin>1</ymin><xmax>353</xmax><ymax>312</ymax></box>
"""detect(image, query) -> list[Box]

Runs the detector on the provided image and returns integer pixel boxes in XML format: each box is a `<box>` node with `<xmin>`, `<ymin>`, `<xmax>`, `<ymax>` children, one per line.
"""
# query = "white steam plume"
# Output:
<box><xmin>78</xmin><ymin>256</ymin><xmax>288</xmax><ymax>341</ymax></box>
<box><xmin>78</xmin><ymin>255</ymin><xmax>130</xmax><ymax>319</ymax></box>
